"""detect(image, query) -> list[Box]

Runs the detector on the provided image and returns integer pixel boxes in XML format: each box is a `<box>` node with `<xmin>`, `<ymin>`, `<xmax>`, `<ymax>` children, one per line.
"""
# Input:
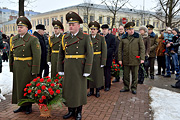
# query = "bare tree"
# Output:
<box><xmin>77</xmin><ymin>0</ymin><xmax>95</xmax><ymax>33</ymax></box>
<box><xmin>102</xmin><ymin>0</ymin><xmax>129</xmax><ymax>29</ymax></box>
<box><xmin>9</xmin><ymin>0</ymin><xmax>36</xmax><ymax>17</ymax></box>
<box><xmin>151</xmin><ymin>0</ymin><xmax>180</xmax><ymax>27</ymax></box>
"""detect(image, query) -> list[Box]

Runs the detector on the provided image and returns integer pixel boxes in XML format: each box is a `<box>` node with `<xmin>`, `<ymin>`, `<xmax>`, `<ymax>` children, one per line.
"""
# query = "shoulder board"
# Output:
<box><xmin>100</xmin><ymin>35</ymin><xmax>104</xmax><ymax>37</ymax></box>
<box><xmin>30</xmin><ymin>35</ymin><xmax>37</xmax><ymax>38</ymax></box>
<box><xmin>12</xmin><ymin>35</ymin><xmax>18</xmax><ymax>41</ymax></box>
<box><xmin>83</xmin><ymin>32</ymin><xmax>89</xmax><ymax>35</ymax></box>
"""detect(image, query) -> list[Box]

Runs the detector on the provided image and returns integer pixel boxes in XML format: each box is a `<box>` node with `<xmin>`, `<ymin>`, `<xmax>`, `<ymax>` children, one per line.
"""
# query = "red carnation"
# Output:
<box><xmin>33</xmin><ymin>78</ymin><xmax>37</xmax><ymax>82</ymax></box>
<box><xmin>42</xmin><ymin>95</ymin><xmax>46</xmax><ymax>100</ymax></box>
<box><xmin>40</xmin><ymin>78</ymin><xmax>44</xmax><ymax>82</ymax></box>
<box><xmin>111</xmin><ymin>66</ymin><xmax>112</xmax><ymax>68</ymax></box>
<box><xmin>24</xmin><ymin>88</ymin><xmax>28</xmax><ymax>92</ymax></box>
<box><xmin>45</xmin><ymin>76</ymin><xmax>50</xmax><ymax>78</ymax></box>
<box><xmin>39</xmin><ymin>99</ymin><xmax>43</xmax><ymax>103</ymax></box>
<box><xmin>41</xmin><ymin>85</ymin><xmax>46</xmax><ymax>90</ymax></box>
<box><xmin>36</xmin><ymin>83</ymin><xmax>40</xmax><ymax>87</ymax></box>
<box><xmin>59</xmin><ymin>76</ymin><xmax>62</xmax><ymax>79</ymax></box>
<box><xmin>114</xmin><ymin>65</ymin><xmax>116</xmax><ymax>67</ymax></box>
<box><xmin>56</xmin><ymin>73</ymin><xmax>59</xmax><ymax>77</ymax></box>
<box><xmin>37</xmin><ymin>77</ymin><xmax>40</xmax><ymax>79</ymax></box>
<box><xmin>49</xmin><ymin>90</ymin><xmax>54</xmax><ymax>95</ymax></box>
<box><xmin>162</xmin><ymin>49</ymin><xmax>165</xmax><ymax>53</ymax></box>
<box><xmin>59</xmin><ymin>83</ymin><xmax>62</xmax><ymax>87</ymax></box>
<box><xmin>47</xmin><ymin>79</ymin><xmax>51</xmax><ymax>82</ymax></box>
<box><xmin>56</xmin><ymin>89</ymin><xmax>60</xmax><ymax>94</ymax></box>
<box><xmin>48</xmin><ymin>88</ymin><xmax>52</xmax><ymax>92</ymax></box>
<box><xmin>115</xmin><ymin>69</ymin><xmax>117</xmax><ymax>71</ymax></box>
<box><xmin>51</xmin><ymin>83</ymin><xmax>55</xmax><ymax>87</ymax></box>
<box><xmin>163</xmin><ymin>40</ymin><xmax>165</xmax><ymax>43</ymax></box>
<box><xmin>37</xmin><ymin>90</ymin><xmax>41</xmax><ymax>94</ymax></box>
<box><xmin>28</xmin><ymin>89</ymin><xmax>32</xmax><ymax>93</ymax></box>
<box><xmin>24</xmin><ymin>93</ymin><xmax>27</xmax><ymax>96</ymax></box>
<box><xmin>35</xmin><ymin>94</ymin><xmax>38</xmax><ymax>97</ymax></box>
<box><xmin>54</xmin><ymin>79</ymin><xmax>58</xmax><ymax>82</ymax></box>
<box><xmin>136</xmin><ymin>56</ymin><xmax>140</xmax><ymax>59</ymax></box>
<box><xmin>113</xmin><ymin>61</ymin><xmax>115</xmax><ymax>64</ymax></box>
<box><xmin>117</xmin><ymin>64</ymin><xmax>120</xmax><ymax>67</ymax></box>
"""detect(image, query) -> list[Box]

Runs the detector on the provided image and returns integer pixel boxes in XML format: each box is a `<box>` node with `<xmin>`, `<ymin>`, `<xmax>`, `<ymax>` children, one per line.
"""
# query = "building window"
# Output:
<box><xmin>99</xmin><ymin>16</ymin><xmax>102</xmax><ymax>24</ymax></box>
<box><xmin>52</xmin><ymin>18</ymin><xmax>54</xmax><ymax>22</ymax></box>
<box><xmin>153</xmin><ymin>22</ymin><xmax>155</xmax><ymax>27</ymax></box>
<box><xmin>90</xmin><ymin>16</ymin><xmax>94</xmax><ymax>22</ymax></box>
<box><xmin>162</xmin><ymin>23</ymin><xmax>164</xmax><ymax>28</ymax></box>
<box><xmin>44</xmin><ymin>18</ymin><xmax>46</xmax><ymax>26</ymax></box>
<box><xmin>84</xmin><ymin>15</ymin><xmax>88</xmax><ymax>23</ymax></box>
<box><xmin>132</xmin><ymin>20</ymin><xmax>135</xmax><ymax>23</ymax></box>
<box><xmin>13</xmin><ymin>26</ymin><xmax>15</xmax><ymax>31</ymax></box>
<box><xmin>55</xmin><ymin>17</ymin><xmax>57</xmax><ymax>20</ymax></box>
<box><xmin>136</xmin><ymin>20</ymin><xmax>139</xmax><ymax>27</ymax></box>
<box><xmin>47</xmin><ymin>19</ymin><xmax>49</xmax><ymax>26</ymax></box>
<box><xmin>147</xmin><ymin>21</ymin><xmax>149</xmax><ymax>25</ymax></box>
<box><xmin>119</xmin><ymin>18</ymin><xmax>122</xmax><ymax>25</ymax></box>
<box><xmin>107</xmin><ymin>17</ymin><xmax>110</xmax><ymax>25</ymax></box>
<box><xmin>156</xmin><ymin>22</ymin><xmax>159</xmax><ymax>28</ymax></box>
<box><xmin>144</xmin><ymin>20</ymin><xmax>146</xmax><ymax>25</ymax></box>
<box><xmin>61</xmin><ymin>16</ymin><xmax>63</xmax><ymax>24</ymax></box>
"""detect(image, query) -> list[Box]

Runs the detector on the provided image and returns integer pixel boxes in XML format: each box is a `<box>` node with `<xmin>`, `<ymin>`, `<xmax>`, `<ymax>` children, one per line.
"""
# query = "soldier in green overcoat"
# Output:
<box><xmin>146</xmin><ymin>24</ymin><xmax>158</xmax><ymax>79</ymax></box>
<box><xmin>87</xmin><ymin>21</ymin><xmax>107</xmax><ymax>98</ymax></box>
<box><xmin>9</xmin><ymin>16</ymin><xmax>41</xmax><ymax>114</ymax></box>
<box><xmin>118</xmin><ymin>22</ymin><xmax>145</xmax><ymax>94</ymax></box>
<box><xmin>57</xmin><ymin>11</ymin><xmax>93</xmax><ymax>120</ymax></box>
<box><xmin>47</xmin><ymin>20</ymin><xmax>64</xmax><ymax>78</ymax></box>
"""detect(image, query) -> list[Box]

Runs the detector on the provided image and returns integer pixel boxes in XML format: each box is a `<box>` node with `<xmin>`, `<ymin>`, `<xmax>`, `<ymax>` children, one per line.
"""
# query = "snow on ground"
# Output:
<box><xmin>0</xmin><ymin>62</ymin><xmax>13</xmax><ymax>101</ymax></box>
<box><xmin>150</xmin><ymin>87</ymin><xmax>180</xmax><ymax>120</ymax></box>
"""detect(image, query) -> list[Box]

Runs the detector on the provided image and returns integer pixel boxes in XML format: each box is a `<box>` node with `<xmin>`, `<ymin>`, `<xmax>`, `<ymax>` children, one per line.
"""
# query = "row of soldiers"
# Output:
<box><xmin>9</xmin><ymin>11</ymin><xmax>156</xmax><ymax>120</ymax></box>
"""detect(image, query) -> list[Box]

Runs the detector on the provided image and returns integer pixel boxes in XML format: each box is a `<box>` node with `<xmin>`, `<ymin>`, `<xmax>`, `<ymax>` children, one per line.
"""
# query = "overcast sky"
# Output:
<box><xmin>0</xmin><ymin>0</ymin><xmax>157</xmax><ymax>13</ymax></box>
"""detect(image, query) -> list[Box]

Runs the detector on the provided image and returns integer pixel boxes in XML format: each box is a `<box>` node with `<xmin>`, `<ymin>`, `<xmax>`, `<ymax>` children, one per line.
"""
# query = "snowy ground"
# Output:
<box><xmin>0</xmin><ymin>62</ymin><xmax>13</xmax><ymax>101</ymax></box>
<box><xmin>150</xmin><ymin>87</ymin><xmax>180</xmax><ymax>120</ymax></box>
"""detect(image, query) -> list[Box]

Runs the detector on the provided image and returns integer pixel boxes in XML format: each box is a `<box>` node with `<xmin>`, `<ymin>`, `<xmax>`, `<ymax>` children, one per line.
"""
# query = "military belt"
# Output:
<box><xmin>14</xmin><ymin>57</ymin><xmax>32</xmax><ymax>61</ymax></box>
<box><xmin>94</xmin><ymin>51</ymin><xmax>101</xmax><ymax>55</ymax></box>
<box><xmin>65</xmin><ymin>55</ymin><xmax>85</xmax><ymax>59</ymax></box>
<box><xmin>52</xmin><ymin>50</ymin><xmax>59</xmax><ymax>53</ymax></box>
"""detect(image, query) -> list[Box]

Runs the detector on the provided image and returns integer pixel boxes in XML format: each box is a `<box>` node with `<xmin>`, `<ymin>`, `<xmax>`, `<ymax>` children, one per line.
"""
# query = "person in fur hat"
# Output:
<box><xmin>138</xmin><ymin>26</ymin><xmax>151</xmax><ymax>84</ymax></box>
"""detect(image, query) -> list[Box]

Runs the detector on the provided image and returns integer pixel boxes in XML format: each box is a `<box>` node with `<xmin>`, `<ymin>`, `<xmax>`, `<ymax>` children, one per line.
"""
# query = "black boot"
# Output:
<box><xmin>87</xmin><ymin>88</ymin><xmax>94</xmax><ymax>97</ymax></box>
<box><xmin>63</xmin><ymin>107</ymin><xmax>75</xmax><ymax>119</ymax></box>
<box><xmin>76</xmin><ymin>106</ymin><xmax>82</xmax><ymax>120</ymax></box>
<box><xmin>13</xmin><ymin>106</ymin><xmax>25</xmax><ymax>113</ymax></box>
<box><xmin>112</xmin><ymin>76</ymin><xmax>120</xmax><ymax>83</ymax></box>
<box><xmin>95</xmin><ymin>88</ymin><xmax>100</xmax><ymax>98</ymax></box>
<box><xmin>25</xmin><ymin>104</ymin><xmax>32</xmax><ymax>114</ymax></box>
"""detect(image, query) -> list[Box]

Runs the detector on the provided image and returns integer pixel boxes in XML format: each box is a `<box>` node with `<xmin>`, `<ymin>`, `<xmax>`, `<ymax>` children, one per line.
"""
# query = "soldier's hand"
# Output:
<box><xmin>58</xmin><ymin>72</ymin><xmax>64</xmax><ymax>75</ymax></box>
<box><xmin>83</xmin><ymin>73</ymin><xmax>90</xmax><ymax>77</ymax></box>
<box><xmin>32</xmin><ymin>73</ymin><xmax>35</xmax><ymax>75</ymax></box>
<box><xmin>166</xmin><ymin>43</ymin><xmax>171</xmax><ymax>47</ymax></box>
<box><xmin>100</xmin><ymin>65</ymin><xmax>104</xmax><ymax>67</ymax></box>
<box><xmin>47</xmin><ymin>62</ymin><xmax>51</xmax><ymax>65</ymax></box>
<box><xmin>141</xmin><ymin>60</ymin><xmax>144</xmax><ymax>64</ymax></box>
<box><xmin>119</xmin><ymin>61</ymin><xmax>122</xmax><ymax>65</ymax></box>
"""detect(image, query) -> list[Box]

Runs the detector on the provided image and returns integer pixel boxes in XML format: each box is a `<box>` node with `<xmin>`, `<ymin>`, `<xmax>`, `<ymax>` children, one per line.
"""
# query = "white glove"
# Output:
<box><xmin>58</xmin><ymin>72</ymin><xmax>64</xmax><ymax>75</ymax></box>
<box><xmin>83</xmin><ymin>73</ymin><xmax>90</xmax><ymax>77</ymax></box>
<box><xmin>32</xmin><ymin>73</ymin><xmax>35</xmax><ymax>75</ymax></box>
<box><xmin>100</xmin><ymin>65</ymin><xmax>104</xmax><ymax>68</ymax></box>
<box><xmin>47</xmin><ymin>62</ymin><xmax>51</xmax><ymax>65</ymax></box>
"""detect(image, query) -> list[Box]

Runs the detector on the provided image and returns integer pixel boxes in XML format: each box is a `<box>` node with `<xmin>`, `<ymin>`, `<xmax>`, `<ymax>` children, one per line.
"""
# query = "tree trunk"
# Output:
<box><xmin>19</xmin><ymin>0</ymin><xmax>24</xmax><ymax>17</ymax></box>
<box><xmin>111</xmin><ymin>14</ymin><xmax>116</xmax><ymax>29</ymax></box>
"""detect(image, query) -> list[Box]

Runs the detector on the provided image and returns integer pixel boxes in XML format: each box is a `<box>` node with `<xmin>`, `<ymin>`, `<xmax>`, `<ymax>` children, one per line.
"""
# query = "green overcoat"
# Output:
<box><xmin>118</xmin><ymin>32</ymin><xmax>145</xmax><ymax>65</ymax></box>
<box><xmin>57</xmin><ymin>31</ymin><xmax>93</xmax><ymax>108</ymax></box>
<box><xmin>9</xmin><ymin>33</ymin><xmax>41</xmax><ymax>104</ymax></box>
<box><xmin>47</xmin><ymin>34</ymin><xmax>63</xmax><ymax>78</ymax></box>
<box><xmin>89</xmin><ymin>34</ymin><xmax>107</xmax><ymax>88</ymax></box>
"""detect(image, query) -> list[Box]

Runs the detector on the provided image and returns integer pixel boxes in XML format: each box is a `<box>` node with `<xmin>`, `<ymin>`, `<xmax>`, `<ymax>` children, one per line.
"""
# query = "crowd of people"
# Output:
<box><xmin>0</xmin><ymin>10</ymin><xmax>180</xmax><ymax>120</ymax></box>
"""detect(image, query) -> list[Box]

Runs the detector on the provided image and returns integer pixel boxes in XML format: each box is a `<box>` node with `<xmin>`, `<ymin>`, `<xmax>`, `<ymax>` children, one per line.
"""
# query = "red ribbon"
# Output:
<box><xmin>38</xmin><ymin>104</ymin><xmax>49</xmax><ymax>111</ymax></box>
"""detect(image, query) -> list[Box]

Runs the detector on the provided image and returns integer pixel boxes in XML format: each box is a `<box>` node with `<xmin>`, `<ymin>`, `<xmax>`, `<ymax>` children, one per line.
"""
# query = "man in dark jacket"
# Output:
<box><xmin>101</xmin><ymin>24</ymin><xmax>116</xmax><ymax>91</ymax></box>
<box><xmin>113</xmin><ymin>25</ymin><xmax>125</xmax><ymax>83</ymax></box>
<box><xmin>0</xmin><ymin>31</ymin><xmax>4</xmax><ymax>73</ymax></box>
<box><xmin>33</xmin><ymin>24</ymin><xmax>48</xmax><ymax>78</ymax></box>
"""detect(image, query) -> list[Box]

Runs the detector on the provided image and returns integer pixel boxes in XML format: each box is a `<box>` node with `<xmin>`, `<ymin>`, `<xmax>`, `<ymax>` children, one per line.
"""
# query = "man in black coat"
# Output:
<box><xmin>101</xmin><ymin>24</ymin><xmax>116</xmax><ymax>91</ymax></box>
<box><xmin>33</xmin><ymin>24</ymin><xmax>48</xmax><ymax>78</ymax></box>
